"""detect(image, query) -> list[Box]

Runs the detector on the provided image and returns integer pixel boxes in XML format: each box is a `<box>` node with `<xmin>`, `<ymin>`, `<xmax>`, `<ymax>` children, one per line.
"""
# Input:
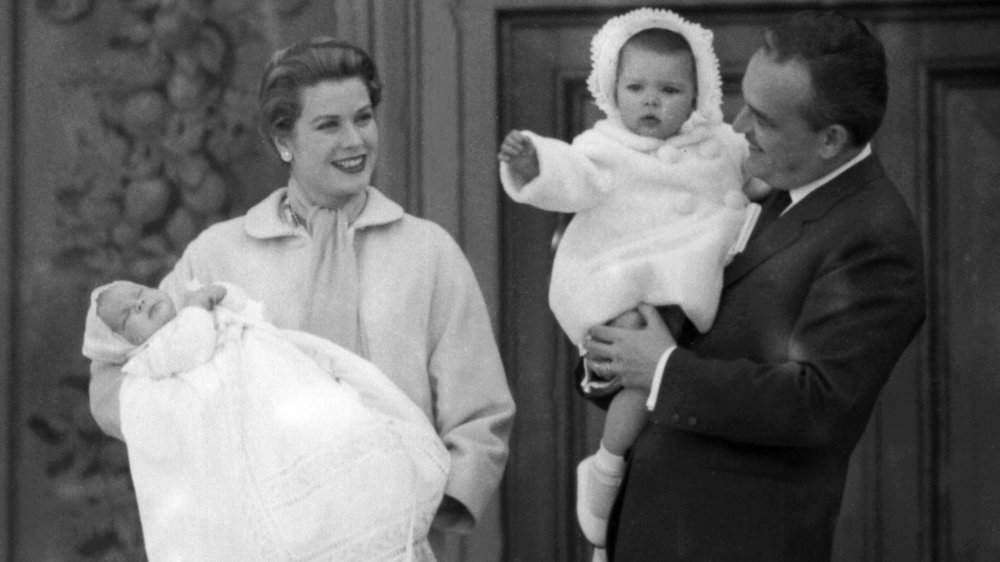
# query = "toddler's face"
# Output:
<box><xmin>615</xmin><ymin>45</ymin><xmax>696</xmax><ymax>140</ymax></box>
<box><xmin>97</xmin><ymin>282</ymin><xmax>177</xmax><ymax>345</ymax></box>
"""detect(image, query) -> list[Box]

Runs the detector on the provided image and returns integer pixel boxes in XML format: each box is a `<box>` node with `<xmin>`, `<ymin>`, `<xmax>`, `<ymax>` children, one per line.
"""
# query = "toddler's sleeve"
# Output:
<box><xmin>500</xmin><ymin>130</ymin><xmax>604</xmax><ymax>212</ymax></box>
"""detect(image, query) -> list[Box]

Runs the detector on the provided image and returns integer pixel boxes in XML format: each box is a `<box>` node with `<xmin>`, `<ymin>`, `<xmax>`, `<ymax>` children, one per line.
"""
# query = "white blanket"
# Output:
<box><xmin>120</xmin><ymin>305</ymin><xmax>449</xmax><ymax>561</ymax></box>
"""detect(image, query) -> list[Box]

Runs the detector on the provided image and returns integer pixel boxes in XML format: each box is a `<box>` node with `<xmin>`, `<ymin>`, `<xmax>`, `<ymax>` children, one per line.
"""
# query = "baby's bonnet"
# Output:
<box><xmin>82</xmin><ymin>281</ymin><xmax>141</xmax><ymax>364</ymax></box>
<box><xmin>588</xmin><ymin>8</ymin><xmax>725</xmax><ymax>132</ymax></box>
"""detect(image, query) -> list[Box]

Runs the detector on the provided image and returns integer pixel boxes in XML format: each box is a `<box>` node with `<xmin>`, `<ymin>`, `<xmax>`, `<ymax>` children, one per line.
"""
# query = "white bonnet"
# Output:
<box><xmin>587</xmin><ymin>8</ymin><xmax>724</xmax><ymax>127</ymax></box>
<box><xmin>82</xmin><ymin>281</ymin><xmax>138</xmax><ymax>364</ymax></box>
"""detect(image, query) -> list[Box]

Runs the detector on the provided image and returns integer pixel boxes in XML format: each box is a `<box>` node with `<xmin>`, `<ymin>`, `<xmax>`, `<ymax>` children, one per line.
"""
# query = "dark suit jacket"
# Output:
<box><xmin>604</xmin><ymin>155</ymin><xmax>926</xmax><ymax>561</ymax></box>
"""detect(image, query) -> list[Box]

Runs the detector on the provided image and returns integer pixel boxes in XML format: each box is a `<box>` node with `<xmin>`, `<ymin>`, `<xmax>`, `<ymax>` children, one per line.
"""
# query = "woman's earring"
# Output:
<box><xmin>280</xmin><ymin>151</ymin><xmax>292</xmax><ymax>163</ymax></box>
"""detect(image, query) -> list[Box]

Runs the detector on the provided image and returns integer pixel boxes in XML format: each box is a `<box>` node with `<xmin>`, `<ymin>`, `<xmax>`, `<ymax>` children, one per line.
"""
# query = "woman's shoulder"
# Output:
<box><xmin>185</xmin><ymin>215</ymin><xmax>249</xmax><ymax>252</ymax></box>
<box><xmin>388</xmin><ymin>213</ymin><xmax>462</xmax><ymax>251</ymax></box>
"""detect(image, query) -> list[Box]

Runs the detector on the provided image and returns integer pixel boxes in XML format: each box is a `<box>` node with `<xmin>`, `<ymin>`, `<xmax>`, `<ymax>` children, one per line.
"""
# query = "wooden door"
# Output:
<box><xmin>497</xmin><ymin>3</ymin><xmax>1000</xmax><ymax>561</ymax></box>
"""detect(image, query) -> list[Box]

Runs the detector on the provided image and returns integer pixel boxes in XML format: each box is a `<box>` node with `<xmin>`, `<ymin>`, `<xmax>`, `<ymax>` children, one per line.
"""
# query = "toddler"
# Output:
<box><xmin>498</xmin><ymin>8</ymin><xmax>764</xmax><ymax>547</ymax></box>
<box><xmin>83</xmin><ymin>280</ymin><xmax>450</xmax><ymax>561</ymax></box>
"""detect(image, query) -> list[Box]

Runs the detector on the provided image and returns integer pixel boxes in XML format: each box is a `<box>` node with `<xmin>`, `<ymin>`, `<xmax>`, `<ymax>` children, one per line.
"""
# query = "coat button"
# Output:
<box><xmin>687</xmin><ymin>417</ymin><xmax>698</xmax><ymax>426</ymax></box>
<box><xmin>671</xmin><ymin>413</ymin><xmax>681</xmax><ymax>424</ymax></box>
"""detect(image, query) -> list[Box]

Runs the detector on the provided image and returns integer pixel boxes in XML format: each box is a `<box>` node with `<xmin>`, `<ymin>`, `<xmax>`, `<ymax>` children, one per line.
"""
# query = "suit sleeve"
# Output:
<box><xmin>650</xmin><ymin>207</ymin><xmax>926</xmax><ymax>448</ymax></box>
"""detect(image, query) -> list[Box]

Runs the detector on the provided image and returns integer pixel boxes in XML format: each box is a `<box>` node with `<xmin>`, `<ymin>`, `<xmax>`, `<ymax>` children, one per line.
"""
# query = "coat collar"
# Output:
<box><xmin>244</xmin><ymin>186</ymin><xmax>405</xmax><ymax>239</ymax></box>
<box><xmin>723</xmin><ymin>154</ymin><xmax>886</xmax><ymax>288</ymax></box>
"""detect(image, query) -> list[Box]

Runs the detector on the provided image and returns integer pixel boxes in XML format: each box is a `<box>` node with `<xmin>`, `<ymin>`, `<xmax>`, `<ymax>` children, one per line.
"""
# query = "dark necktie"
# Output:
<box><xmin>749</xmin><ymin>189</ymin><xmax>792</xmax><ymax>240</ymax></box>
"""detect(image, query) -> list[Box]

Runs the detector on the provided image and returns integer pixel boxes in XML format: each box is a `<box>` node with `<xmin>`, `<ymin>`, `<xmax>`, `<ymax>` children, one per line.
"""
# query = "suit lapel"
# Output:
<box><xmin>723</xmin><ymin>155</ymin><xmax>886</xmax><ymax>288</ymax></box>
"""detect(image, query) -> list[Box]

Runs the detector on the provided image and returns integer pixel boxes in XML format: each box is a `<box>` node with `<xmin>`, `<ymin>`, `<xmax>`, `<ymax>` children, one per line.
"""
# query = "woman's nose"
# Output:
<box><xmin>340</xmin><ymin>123</ymin><xmax>362</xmax><ymax>147</ymax></box>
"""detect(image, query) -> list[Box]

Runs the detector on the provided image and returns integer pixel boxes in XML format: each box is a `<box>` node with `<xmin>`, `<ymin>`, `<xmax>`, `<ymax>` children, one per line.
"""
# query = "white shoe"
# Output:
<box><xmin>576</xmin><ymin>457</ymin><xmax>608</xmax><ymax>547</ymax></box>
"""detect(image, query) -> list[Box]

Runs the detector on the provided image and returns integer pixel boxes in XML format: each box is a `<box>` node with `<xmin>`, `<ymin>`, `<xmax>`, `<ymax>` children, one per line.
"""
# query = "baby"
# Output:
<box><xmin>83</xmin><ymin>280</ymin><xmax>450</xmax><ymax>561</ymax></box>
<box><xmin>498</xmin><ymin>8</ymin><xmax>764</xmax><ymax>548</ymax></box>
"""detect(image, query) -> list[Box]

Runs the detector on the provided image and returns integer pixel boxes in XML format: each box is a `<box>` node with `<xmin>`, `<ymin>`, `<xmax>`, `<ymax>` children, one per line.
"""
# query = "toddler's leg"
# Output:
<box><xmin>577</xmin><ymin>388</ymin><xmax>648</xmax><ymax>547</ymax></box>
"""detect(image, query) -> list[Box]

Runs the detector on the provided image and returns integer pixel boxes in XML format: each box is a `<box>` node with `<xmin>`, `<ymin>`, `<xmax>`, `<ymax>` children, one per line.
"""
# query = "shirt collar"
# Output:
<box><xmin>244</xmin><ymin>185</ymin><xmax>405</xmax><ymax>239</ymax></box>
<box><xmin>785</xmin><ymin>144</ymin><xmax>872</xmax><ymax>212</ymax></box>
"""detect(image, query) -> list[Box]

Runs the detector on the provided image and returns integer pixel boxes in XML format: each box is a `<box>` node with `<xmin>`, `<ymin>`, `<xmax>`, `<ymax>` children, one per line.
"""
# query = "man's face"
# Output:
<box><xmin>733</xmin><ymin>50</ymin><xmax>828</xmax><ymax>191</ymax></box>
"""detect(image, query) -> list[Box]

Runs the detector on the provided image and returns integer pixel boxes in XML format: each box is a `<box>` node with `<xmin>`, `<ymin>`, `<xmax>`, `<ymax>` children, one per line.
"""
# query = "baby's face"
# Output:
<box><xmin>97</xmin><ymin>282</ymin><xmax>177</xmax><ymax>345</ymax></box>
<box><xmin>615</xmin><ymin>45</ymin><xmax>696</xmax><ymax>140</ymax></box>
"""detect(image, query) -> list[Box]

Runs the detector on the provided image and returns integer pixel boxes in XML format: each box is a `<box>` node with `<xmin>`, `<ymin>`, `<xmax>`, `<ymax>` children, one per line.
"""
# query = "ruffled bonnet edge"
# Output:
<box><xmin>587</xmin><ymin>8</ymin><xmax>724</xmax><ymax>128</ymax></box>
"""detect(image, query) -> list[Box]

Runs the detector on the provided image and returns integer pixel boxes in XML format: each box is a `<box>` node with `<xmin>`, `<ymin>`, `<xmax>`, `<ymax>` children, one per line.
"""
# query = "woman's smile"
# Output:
<box><xmin>333</xmin><ymin>154</ymin><xmax>367</xmax><ymax>174</ymax></box>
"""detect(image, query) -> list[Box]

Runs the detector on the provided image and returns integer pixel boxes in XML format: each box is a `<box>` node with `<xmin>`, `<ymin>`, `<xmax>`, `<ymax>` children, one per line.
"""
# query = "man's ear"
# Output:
<box><xmin>818</xmin><ymin>124</ymin><xmax>851</xmax><ymax>160</ymax></box>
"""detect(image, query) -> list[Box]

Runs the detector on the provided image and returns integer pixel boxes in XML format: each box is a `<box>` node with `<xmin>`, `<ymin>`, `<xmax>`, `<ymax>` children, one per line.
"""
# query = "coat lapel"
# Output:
<box><xmin>723</xmin><ymin>155</ymin><xmax>886</xmax><ymax>288</ymax></box>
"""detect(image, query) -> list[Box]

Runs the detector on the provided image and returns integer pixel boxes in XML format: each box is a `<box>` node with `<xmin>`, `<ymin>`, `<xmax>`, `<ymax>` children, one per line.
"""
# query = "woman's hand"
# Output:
<box><xmin>583</xmin><ymin>305</ymin><xmax>675</xmax><ymax>393</ymax></box>
<box><xmin>498</xmin><ymin>130</ymin><xmax>540</xmax><ymax>185</ymax></box>
<box><xmin>182</xmin><ymin>284</ymin><xmax>227</xmax><ymax>310</ymax></box>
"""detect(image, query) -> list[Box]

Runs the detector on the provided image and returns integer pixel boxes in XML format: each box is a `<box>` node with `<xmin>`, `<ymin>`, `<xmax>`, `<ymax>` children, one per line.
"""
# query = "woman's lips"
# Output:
<box><xmin>332</xmin><ymin>155</ymin><xmax>367</xmax><ymax>174</ymax></box>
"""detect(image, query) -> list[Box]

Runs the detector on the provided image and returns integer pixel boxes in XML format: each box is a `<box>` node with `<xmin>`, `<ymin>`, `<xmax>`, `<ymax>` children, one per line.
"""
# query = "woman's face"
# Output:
<box><xmin>276</xmin><ymin>78</ymin><xmax>378</xmax><ymax>207</ymax></box>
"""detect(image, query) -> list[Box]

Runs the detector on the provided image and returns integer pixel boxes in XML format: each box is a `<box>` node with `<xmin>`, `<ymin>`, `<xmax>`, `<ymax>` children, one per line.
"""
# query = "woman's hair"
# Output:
<box><xmin>762</xmin><ymin>10</ymin><xmax>887</xmax><ymax>146</ymax></box>
<box><xmin>258</xmin><ymin>36</ymin><xmax>382</xmax><ymax>146</ymax></box>
<box><xmin>616</xmin><ymin>28</ymin><xmax>694</xmax><ymax>80</ymax></box>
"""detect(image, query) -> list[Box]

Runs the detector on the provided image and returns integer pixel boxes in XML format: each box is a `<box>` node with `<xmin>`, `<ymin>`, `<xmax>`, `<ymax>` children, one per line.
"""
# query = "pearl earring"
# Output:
<box><xmin>280</xmin><ymin>151</ymin><xmax>292</xmax><ymax>163</ymax></box>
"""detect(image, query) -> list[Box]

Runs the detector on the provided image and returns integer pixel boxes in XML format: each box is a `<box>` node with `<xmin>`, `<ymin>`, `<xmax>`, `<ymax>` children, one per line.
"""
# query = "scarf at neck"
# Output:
<box><xmin>286</xmin><ymin>179</ymin><xmax>369</xmax><ymax>357</ymax></box>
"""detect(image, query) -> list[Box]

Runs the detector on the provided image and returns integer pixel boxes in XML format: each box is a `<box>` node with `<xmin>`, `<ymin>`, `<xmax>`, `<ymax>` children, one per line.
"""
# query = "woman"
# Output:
<box><xmin>88</xmin><ymin>37</ymin><xmax>515</xmax><ymax>559</ymax></box>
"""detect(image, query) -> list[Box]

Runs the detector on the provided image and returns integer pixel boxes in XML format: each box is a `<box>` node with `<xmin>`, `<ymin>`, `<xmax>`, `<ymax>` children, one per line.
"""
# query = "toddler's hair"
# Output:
<box><xmin>615</xmin><ymin>28</ymin><xmax>697</xmax><ymax>95</ymax></box>
<box><xmin>624</xmin><ymin>28</ymin><xmax>692</xmax><ymax>57</ymax></box>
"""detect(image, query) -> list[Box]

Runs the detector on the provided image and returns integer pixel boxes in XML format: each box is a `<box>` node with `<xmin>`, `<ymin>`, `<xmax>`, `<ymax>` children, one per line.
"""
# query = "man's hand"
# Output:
<box><xmin>182</xmin><ymin>284</ymin><xmax>226</xmax><ymax>310</ymax></box>
<box><xmin>498</xmin><ymin>130</ymin><xmax>540</xmax><ymax>185</ymax></box>
<box><xmin>583</xmin><ymin>305</ymin><xmax>676</xmax><ymax>393</ymax></box>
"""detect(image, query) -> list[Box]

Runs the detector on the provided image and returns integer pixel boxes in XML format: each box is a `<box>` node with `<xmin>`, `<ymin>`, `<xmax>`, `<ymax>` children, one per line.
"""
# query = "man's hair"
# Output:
<box><xmin>762</xmin><ymin>10</ymin><xmax>888</xmax><ymax>145</ymax></box>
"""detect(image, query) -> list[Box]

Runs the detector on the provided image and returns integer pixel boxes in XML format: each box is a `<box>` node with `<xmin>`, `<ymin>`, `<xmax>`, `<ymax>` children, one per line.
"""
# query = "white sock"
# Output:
<box><xmin>587</xmin><ymin>442</ymin><xmax>626</xmax><ymax>517</ymax></box>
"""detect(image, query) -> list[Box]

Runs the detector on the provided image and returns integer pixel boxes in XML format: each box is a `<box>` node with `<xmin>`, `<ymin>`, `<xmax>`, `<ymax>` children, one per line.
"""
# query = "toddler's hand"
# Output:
<box><xmin>182</xmin><ymin>284</ymin><xmax>227</xmax><ymax>310</ymax></box>
<box><xmin>498</xmin><ymin>130</ymin><xmax>540</xmax><ymax>185</ymax></box>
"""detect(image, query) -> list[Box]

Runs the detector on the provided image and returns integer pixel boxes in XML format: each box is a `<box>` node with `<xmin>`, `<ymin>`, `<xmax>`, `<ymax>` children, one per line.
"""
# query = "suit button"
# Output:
<box><xmin>687</xmin><ymin>417</ymin><xmax>698</xmax><ymax>426</ymax></box>
<box><xmin>671</xmin><ymin>413</ymin><xmax>681</xmax><ymax>424</ymax></box>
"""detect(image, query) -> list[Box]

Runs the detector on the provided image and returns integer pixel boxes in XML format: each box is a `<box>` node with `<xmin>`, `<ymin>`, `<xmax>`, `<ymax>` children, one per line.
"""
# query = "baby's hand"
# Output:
<box><xmin>498</xmin><ymin>130</ymin><xmax>540</xmax><ymax>185</ymax></box>
<box><xmin>182</xmin><ymin>284</ymin><xmax>227</xmax><ymax>310</ymax></box>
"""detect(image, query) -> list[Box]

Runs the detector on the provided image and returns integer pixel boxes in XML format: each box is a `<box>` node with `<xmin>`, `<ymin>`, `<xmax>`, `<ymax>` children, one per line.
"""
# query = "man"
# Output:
<box><xmin>583</xmin><ymin>10</ymin><xmax>926</xmax><ymax>561</ymax></box>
